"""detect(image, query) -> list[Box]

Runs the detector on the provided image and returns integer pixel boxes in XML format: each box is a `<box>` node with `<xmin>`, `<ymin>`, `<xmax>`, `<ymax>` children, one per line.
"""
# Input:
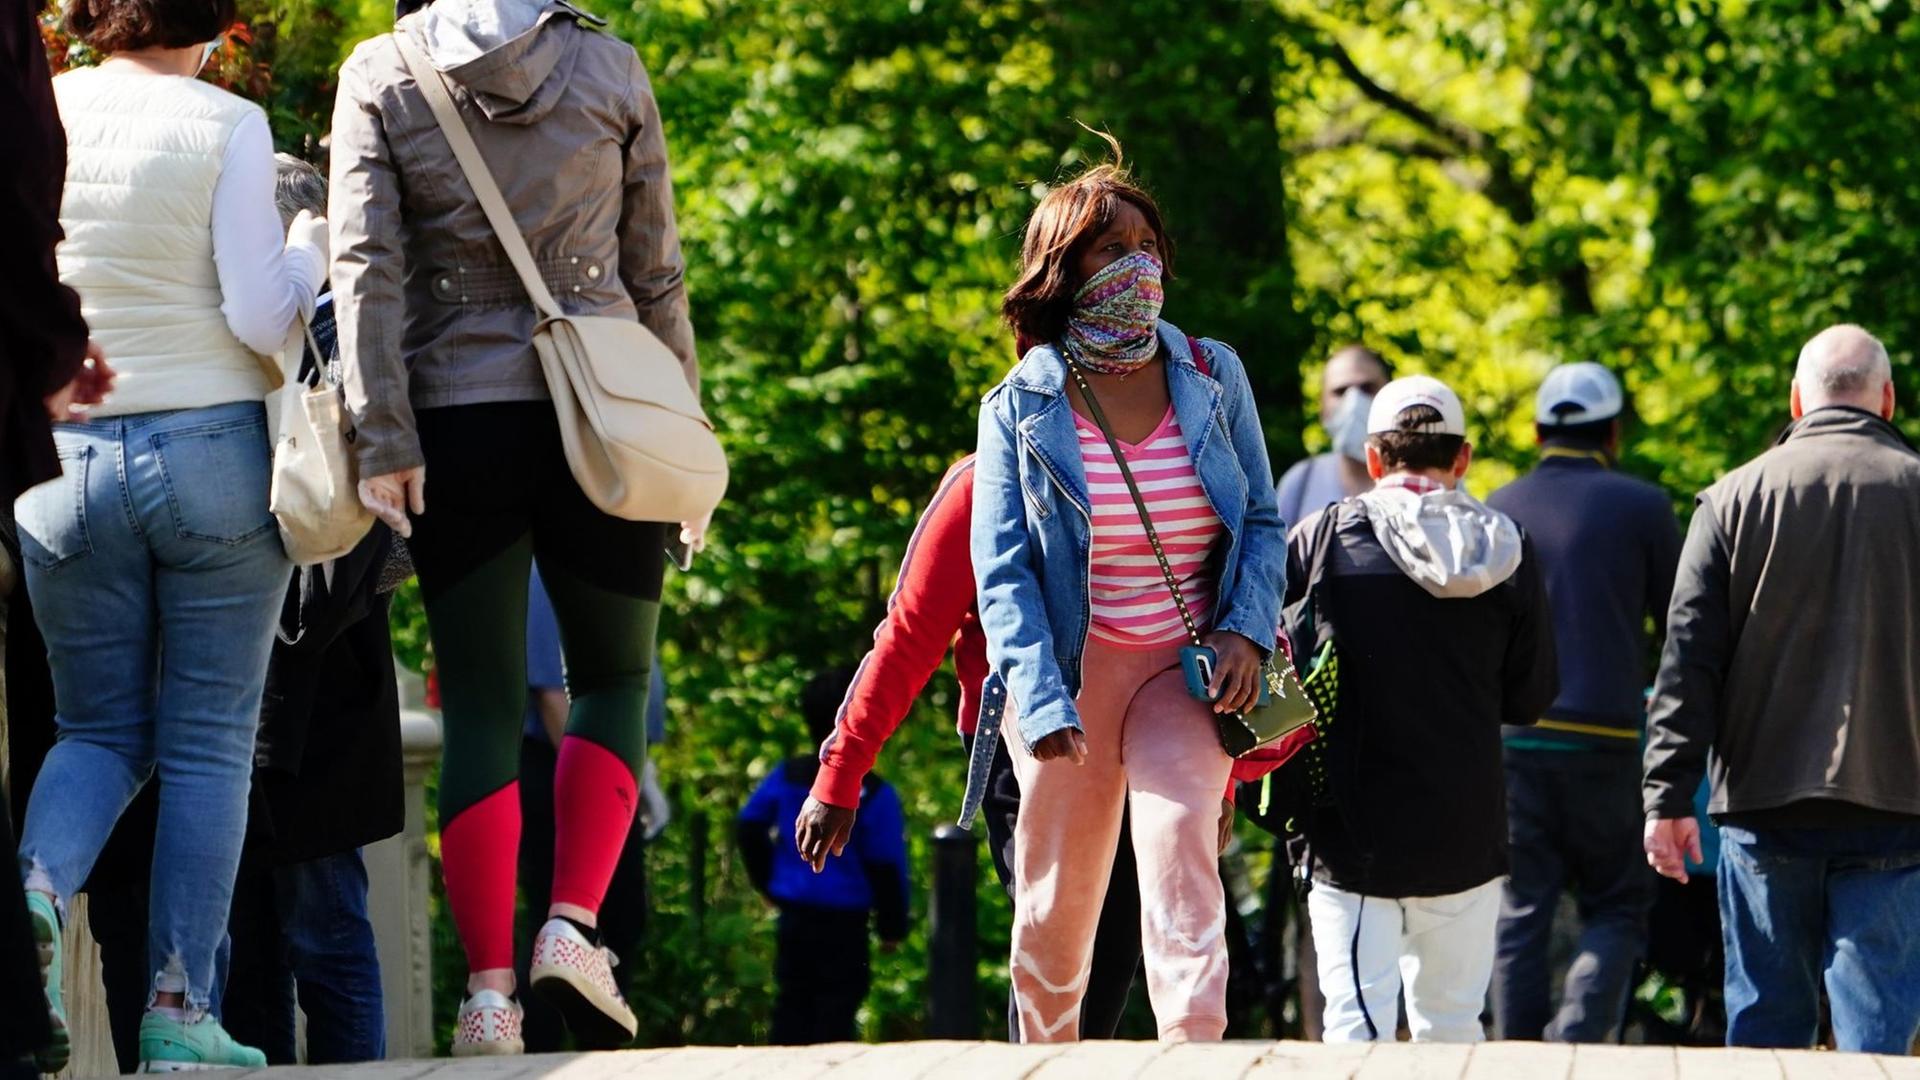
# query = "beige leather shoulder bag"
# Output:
<box><xmin>395</xmin><ymin>33</ymin><xmax>728</xmax><ymax>524</ymax></box>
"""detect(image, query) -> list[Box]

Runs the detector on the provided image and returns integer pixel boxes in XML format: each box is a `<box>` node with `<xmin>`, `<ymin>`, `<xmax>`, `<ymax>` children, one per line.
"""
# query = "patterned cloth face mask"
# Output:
<box><xmin>1062</xmin><ymin>250</ymin><xmax>1164</xmax><ymax>375</ymax></box>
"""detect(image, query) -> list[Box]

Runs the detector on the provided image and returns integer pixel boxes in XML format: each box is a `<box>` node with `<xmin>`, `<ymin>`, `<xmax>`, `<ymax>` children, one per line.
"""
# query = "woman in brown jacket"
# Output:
<box><xmin>329</xmin><ymin>0</ymin><xmax>702</xmax><ymax>1055</ymax></box>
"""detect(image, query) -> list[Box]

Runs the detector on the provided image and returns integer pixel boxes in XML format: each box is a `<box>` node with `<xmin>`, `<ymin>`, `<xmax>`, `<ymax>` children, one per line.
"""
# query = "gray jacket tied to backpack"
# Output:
<box><xmin>1644</xmin><ymin>407</ymin><xmax>1920</xmax><ymax>823</ymax></box>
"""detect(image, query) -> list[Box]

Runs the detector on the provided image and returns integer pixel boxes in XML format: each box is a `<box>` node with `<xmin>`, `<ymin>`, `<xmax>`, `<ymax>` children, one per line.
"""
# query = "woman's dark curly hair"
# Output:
<box><xmin>64</xmin><ymin>0</ymin><xmax>236</xmax><ymax>55</ymax></box>
<box><xmin>1002</xmin><ymin>140</ymin><xmax>1174</xmax><ymax>347</ymax></box>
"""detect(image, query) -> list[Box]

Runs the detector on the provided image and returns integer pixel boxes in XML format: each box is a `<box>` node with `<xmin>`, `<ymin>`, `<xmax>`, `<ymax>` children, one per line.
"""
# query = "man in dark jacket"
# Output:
<box><xmin>218</xmin><ymin>159</ymin><xmax>404</xmax><ymax>1066</ymax></box>
<box><xmin>1487</xmin><ymin>363</ymin><xmax>1681</xmax><ymax>1043</ymax></box>
<box><xmin>1289</xmin><ymin>375</ymin><xmax>1558</xmax><ymax>1043</ymax></box>
<box><xmin>1644</xmin><ymin>324</ymin><xmax>1920</xmax><ymax>1054</ymax></box>
<box><xmin>0</xmin><ymin>2</ymin><xmax>111</xmax><ymax>1071</ymax></box>
<box><xmin>220</xmin><ymin>524</ymin><xmax>405</xmax><ymax>1065</ymax></box>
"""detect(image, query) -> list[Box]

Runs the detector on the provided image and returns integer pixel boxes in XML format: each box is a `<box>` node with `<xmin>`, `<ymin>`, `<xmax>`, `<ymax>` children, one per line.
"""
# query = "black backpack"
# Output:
<box><xmin>1239</xmin><ymin>505</ymin><xmax>1347</xmax><ymax>884</ymax></box>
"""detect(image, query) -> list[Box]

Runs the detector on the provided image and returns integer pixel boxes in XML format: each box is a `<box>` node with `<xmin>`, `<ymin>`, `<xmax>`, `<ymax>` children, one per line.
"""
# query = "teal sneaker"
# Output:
<box><xmin>26</xmin><ymin>891</ymin><xmax>67</xmax><ymax>1074</ymax></box>
<box><xmin>137</xmin><ymin>1012</ymin><xmax>267</xmax><ymax>1072</ymax></box>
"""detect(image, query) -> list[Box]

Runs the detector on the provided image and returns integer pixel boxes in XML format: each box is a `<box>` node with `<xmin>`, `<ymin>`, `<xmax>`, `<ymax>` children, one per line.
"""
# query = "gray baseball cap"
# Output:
<box><xmin>1536</xmin><ymin>363</ymin><xmax>1623</xmax><ymax>425</ymax></box>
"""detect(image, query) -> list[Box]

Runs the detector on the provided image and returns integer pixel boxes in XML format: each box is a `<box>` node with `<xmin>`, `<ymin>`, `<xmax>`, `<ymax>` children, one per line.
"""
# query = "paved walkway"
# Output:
<box><xmin>238</xmin><ymin>1041</ymin><xmax>1919</xmax><ymax>1079</ymax></box>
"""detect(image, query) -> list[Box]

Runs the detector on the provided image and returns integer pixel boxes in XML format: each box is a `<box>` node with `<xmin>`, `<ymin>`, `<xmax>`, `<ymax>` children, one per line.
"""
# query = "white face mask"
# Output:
<box><xmin>1326</xmin><ymin>388</ymin><xmax>1375</xmax><ymax>463</ymax></box>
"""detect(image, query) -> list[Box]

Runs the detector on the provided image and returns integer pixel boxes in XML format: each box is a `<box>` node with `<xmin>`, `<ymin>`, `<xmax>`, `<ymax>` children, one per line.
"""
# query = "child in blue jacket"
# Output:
<box><xmin>736</xmin><ymin>668</ymin><xmax>909</xmax><ymax>1043</ymax></box>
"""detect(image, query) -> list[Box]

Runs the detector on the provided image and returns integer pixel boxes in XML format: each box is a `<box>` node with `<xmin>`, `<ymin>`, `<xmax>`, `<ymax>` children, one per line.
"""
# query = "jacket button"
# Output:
<box><xmin>437</xmin><ymin>276</ymin><xmax>451</xmax><ymax>292</ymax></box>
<box><xmin>572</xmin><ymin>285</ymin><xmax>582</xmax><ymax>293</ymax></box>
<box><xmin>570</xmin><ymin>256</ymin><xmax>580</xmax><ymax>265</ymax></box>
<box><xmin>586</xmin><ymin>265</ymin><xmax>601</xmax><ymax>280</ymax></box>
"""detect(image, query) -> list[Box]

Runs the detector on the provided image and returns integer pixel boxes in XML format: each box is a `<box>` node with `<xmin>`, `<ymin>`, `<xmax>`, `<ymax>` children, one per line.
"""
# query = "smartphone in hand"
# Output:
<box><xmin>666</xmin><ymin>534</ymin><xmax>694</xmax><ymax>572</ymax></box>
<box><xmin>1180</xmin><ymin>645</ymin><xmax>1217</xmax><ymax>703</ymax></box>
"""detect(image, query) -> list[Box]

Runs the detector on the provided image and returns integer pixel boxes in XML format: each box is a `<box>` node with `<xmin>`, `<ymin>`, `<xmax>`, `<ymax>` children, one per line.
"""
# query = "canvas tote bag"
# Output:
<box><xmin>395</xmin><ymin>33</ymin><xmax>728</xmax><ymax>524</ymax></box>
<box><xmin>260</xmin><ymin>316</ymin><xmax>375</xmax><ymax>566</ymax></box>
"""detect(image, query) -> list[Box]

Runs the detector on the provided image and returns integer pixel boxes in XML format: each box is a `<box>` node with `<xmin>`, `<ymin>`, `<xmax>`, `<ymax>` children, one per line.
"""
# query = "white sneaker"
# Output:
<box><xmin>530</xmin><ymin>917</ymin><xmax>637</xmax><ymax>1048</ymax></box>
<box><xmin>451</xmin><ymin>990</ymin><xmax>523</xmax><ymax>1057</ymax></box>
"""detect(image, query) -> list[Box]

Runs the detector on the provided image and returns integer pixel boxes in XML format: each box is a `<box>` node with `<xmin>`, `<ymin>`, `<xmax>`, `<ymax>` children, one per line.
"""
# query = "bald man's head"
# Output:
<box><xmin>1793</xmin><ymin>324</ymin><xmax>1894</xmax><ymax>419</ymax></box>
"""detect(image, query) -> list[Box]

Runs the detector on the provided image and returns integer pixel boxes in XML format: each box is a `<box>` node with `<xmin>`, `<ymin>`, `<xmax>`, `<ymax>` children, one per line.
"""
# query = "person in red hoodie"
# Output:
<box><xmin>793</xmin><ymin>453</ymin><xmax>1269</xmax><ymax>1037</ymax></box>
<box><xmin>793</xmin><ymin>455</ymin><xmax>1153</xmax><ymax>1038</ymax></box>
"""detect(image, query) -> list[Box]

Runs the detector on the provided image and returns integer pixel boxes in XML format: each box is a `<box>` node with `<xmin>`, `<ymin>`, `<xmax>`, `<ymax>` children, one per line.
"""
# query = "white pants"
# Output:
<box><xmin>1307</xmin><ymin>878</ymin><xmax>1503</xmax><ymax>1043</ymax></box>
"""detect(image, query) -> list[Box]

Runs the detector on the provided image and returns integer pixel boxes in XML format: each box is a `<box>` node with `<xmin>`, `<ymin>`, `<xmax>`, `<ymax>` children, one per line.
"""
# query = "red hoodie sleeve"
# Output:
<box><xmin>812</xmin><ymin>459</ymin><xmax>978</xmax><ymax>809</ymax></box>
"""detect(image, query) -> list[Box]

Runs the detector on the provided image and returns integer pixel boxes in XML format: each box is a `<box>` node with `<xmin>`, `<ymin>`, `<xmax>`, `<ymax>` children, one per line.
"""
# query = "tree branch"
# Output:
<box><xmin>1293</xmin><ymin>125</ymin><xmax>1455</xmax><ymax>163</ymax></box>
<box><xmin>1286</xmin><ymin>18</ymin><xmax>1598</xmax><ymax>316</ymax></box>
<box><xmin>1320</xmin><ymin>39</ymin><xmax>1488</xmax><ymax>155</ymax></box>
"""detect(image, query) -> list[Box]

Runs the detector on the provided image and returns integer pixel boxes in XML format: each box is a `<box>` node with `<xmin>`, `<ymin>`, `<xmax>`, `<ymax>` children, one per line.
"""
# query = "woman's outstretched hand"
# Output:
<box><xmin>1032</xmin><ymin>728</ymin><xmax>1088</xmax><ymax>765</ymax></box>
<box><xmin>795</xmin><ymin>796</ymin><xmax>857</xmax><ymax>872</ymax></box>
<box><xmin>1203</xmin><ymin>631</ymin><xmax>1263</xmax><ymax>715</ymax></box>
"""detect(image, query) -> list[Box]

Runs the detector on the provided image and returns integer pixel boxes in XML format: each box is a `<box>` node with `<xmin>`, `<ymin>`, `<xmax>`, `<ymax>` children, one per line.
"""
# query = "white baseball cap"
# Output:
<box><xmin>1535</xmin><ymin>362</ymin><xmax>1623</xmax><ymax>425</ymax></box>
<box><xmin>1367</xmin><ymin>375</ymin><xmax>1466</xmax><ymax>436</ymax></box>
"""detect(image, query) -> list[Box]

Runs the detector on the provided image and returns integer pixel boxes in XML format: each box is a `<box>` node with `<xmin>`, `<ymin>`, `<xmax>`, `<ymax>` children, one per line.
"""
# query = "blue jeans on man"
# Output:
<box><xmin>223</xmin><ymin>849</ymin><xmax>385</xmax><ymax>1064</ymax></box>
<box><xmin>1493</xmin><ymin>750</ymin><xmax>1653</xmax><ymax>1042</ymax></box>
<box><xmin>1718</xmin><ymin>820</ymin><xmax>1920</xmax><ymax>1053</ymax></box>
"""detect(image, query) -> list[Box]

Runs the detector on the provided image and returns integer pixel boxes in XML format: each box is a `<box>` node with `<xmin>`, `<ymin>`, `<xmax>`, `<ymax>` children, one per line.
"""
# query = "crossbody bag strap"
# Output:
<box><xmin>1065</xmin><ymin>360</ymin><xmax>1207</xmax><ymax>651</ymax></box>
<box><xmin>1303</xmin><ymin>497</ymin><xmax>1342</xmax><ymax>632</ymax></box>
<box><xmin>392</xmin><ymin>32</ymin><xmax>564</xmax><ymax>321</ymax></box>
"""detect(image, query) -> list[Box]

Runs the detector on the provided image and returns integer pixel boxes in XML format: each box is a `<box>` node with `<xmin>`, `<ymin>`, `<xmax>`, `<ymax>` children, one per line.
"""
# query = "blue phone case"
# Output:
<box><xmin>1179</xmin><ymin>645</ymin><xmax>1216</xmax><ymax>702</ymax></box>
<box><xmin>1179</xmin><ymin>644</ymin><xmax>1272</xmax><ymax>707</ymax></box>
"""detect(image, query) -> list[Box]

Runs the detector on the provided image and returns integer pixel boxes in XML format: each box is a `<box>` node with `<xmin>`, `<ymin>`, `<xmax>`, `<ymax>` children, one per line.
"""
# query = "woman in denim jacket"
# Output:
<box><xmin>973</xmin><ymin>160</ymin><xmax>1287</xmax><ymax>1042</ymax></box>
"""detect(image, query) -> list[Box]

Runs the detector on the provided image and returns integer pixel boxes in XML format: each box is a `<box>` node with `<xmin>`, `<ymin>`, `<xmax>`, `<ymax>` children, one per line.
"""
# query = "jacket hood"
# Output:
<box><xmin>1355</xmin><ymin>484</ymin><xmax>1523</xmax><ymax>599</ymax></box>
<box><xmin>410</xmin><ymin>0</ymin><xmax>602</xmax><ymax>124</ymax></box>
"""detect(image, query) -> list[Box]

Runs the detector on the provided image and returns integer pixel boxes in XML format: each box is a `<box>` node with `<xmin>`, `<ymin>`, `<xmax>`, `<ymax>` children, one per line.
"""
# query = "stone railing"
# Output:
<box><xmin>364</xmin><ymin>670</ymin><xmax>442</xmax><ymax>1060</ymax></box>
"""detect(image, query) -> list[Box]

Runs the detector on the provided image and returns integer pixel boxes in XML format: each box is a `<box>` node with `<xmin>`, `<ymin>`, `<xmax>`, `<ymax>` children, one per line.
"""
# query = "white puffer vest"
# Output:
<box><xmin>55</xmin><ymin>68</ymin><xmax>272</xmax><ymax>417</ymax></box>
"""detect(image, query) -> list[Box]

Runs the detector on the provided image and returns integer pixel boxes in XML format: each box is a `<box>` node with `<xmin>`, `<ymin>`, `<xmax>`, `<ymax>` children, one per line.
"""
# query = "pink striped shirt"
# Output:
<box><xmin>1075</xmin><ymin>406</ymin><xmax>1224</xmax><ymax>648</ymax></box>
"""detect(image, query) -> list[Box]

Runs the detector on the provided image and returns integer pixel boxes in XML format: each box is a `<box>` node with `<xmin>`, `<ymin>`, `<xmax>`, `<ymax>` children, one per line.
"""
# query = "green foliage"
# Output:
<box><xmin>124</xmin><ymin>0</ymin><xmax>1920</xmax><ymax>1047</ymax></box>
<box><xmin>1278</xmin><ymin>0</ymin><xmax>1920</xmax><ymax>500</ymax></box>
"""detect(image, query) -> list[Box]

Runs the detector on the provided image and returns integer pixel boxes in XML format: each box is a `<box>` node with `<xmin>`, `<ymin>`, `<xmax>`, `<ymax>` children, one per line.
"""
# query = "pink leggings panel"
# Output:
<box><xmin>1009</xmin><ymin>638</ymin><xmax>1233</xmax><ymax>1042</ymax></box>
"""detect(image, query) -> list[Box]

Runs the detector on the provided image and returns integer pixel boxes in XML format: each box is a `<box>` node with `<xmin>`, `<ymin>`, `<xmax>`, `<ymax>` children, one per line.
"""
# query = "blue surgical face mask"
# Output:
<box><xmin>1327</xmin><ymin>388</ymin><xmax>1375</xmax><ymax>463</ymax></box>
<box><xmin>197</xmin><ymin>37</ymin><xmax>221</xmax><ymax>75</ymax></box>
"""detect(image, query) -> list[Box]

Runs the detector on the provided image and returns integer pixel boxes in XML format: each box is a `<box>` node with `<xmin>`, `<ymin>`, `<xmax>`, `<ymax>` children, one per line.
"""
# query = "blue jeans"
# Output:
<box><xmin>1493</xmin><ymin>751</ymin><xmax>1652</xmax><ymax>1042</ymax></box>
<box><xmin>1718</xmin><ymin>821</ymin><xmax>1920</xmax><ymax>1053</ymax></box>
<box><xmin>14</xmin><ymin>402</ymin><xmax>290</xmax><ymax>1014</ymax></box>
<box><xmin>224</xmin><ymin>850</ymin><xmax>385</xmax><ymax>1064</ymax></box>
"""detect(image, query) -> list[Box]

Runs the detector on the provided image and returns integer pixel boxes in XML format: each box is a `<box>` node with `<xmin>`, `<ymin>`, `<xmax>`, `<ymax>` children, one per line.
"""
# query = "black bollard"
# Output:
<box><xmin>689</xmin><ymin>808</ymin><xmax>708</xmax><ymax>939</ymax></box>
<box><xmin>927</xmin><ymin>823</ymin><xmax>979</xmax><ymax>1038</ymax></box>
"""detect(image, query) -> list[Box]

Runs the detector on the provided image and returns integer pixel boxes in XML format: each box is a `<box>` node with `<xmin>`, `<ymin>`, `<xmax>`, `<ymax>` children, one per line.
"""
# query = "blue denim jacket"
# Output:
<box><xmin>971</xmin><ymin>321</ymin><xmax>1288</xmax><ymax>750</ymax></box>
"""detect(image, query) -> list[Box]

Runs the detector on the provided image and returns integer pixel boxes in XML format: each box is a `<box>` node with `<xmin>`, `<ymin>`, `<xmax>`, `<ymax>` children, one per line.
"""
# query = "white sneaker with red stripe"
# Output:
<box><xmin>451</xmin><ymin>990</ymin><xmax>523</xmax><ymax>1057</ymax></box>
<box><xmin>530</xmin><ymin>917</ymin><xmax>637</xmax><ymax>1048</ymax></box>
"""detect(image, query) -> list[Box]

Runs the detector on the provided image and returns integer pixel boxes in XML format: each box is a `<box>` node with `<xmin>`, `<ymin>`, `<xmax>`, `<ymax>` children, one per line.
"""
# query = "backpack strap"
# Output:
<box><xmin>1187</xmin><ymin>335</ymin><xmax>1212</xmax><ymax>377</ymax></box>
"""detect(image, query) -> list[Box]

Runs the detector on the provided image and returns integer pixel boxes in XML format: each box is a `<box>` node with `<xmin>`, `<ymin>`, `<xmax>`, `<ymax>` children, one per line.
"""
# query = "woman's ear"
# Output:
<box><xmin>1364</xmin><ymin>442</ymin><xmax>1385</xmax><ymax>481</ymax></box>
<box><xmin>1453</xmin><ymin>442</ymin><xmax>1474</xmax><ymax>480</ymax></box>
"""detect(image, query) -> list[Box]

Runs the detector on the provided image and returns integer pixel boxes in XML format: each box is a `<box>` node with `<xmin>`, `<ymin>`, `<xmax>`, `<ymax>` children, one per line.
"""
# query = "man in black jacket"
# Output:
<box><xmin>1644</xmin><ymin>324</ymin><xmax>1920</xmax><ymax>1054</ymax></box>
<box><xmin>0</xmin><ymin>1</ymin><xmax>111</xmax><ymax>1070</ymax></box>
<box><xmin>1487</xmin><ymin>363</ymin><xmax>1681</xmax><ymax>1043</ymax></box>
<box><xmin>218</xmin><ymin>156</ymin><xmax>405</xmax><ymax>1066</ymax></box>
<box><xmin>1288</xmin><ymin>375</ymin><xmax>1557</xmax><ymax>1044</ymax></box>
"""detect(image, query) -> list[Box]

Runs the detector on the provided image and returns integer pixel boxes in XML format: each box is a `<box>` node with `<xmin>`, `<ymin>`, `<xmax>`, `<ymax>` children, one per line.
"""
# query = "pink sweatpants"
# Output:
<box><xmin>1009</xmin><ymin>637</ymin><xmax>1234</xmax><ymax>1042</ymax></box>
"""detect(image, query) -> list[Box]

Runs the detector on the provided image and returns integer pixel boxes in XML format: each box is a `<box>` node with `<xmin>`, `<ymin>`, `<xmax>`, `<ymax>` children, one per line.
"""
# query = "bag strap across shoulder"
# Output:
<box><xmin>1065</xmin><ymin>359</ymin><xmax>1207</xmax><ymax>652</ymax></box>
<box><xmin>393</xmin><ymin>32</ymin><xmax>565</xmax><ymax>322</ymax></box>
<box><xmin>1186</xmin><ymin>335</ymin><xmax>1211</xmax><ymax>377</ymax></box>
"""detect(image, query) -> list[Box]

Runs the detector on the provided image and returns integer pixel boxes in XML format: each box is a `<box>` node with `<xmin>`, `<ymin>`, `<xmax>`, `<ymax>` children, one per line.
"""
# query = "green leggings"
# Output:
<box><xmin>407</xmin><ymin>401</ymin><xmax>667</xmax><ymax>825</ymax></box>
<box><xmin>425</xmin><ymin>538</ymin><xmax>658</xmax><ymax>821</ymax></box>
